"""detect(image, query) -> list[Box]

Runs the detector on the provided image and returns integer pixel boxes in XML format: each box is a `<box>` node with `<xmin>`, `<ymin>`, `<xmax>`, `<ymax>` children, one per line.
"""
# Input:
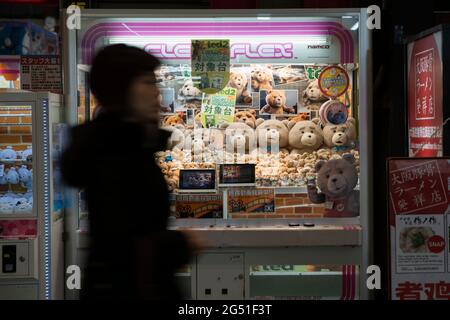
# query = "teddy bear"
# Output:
<box><xmin>178</xmin><ymin>79</ymin><xmax>202</xmax><ymax>100</ymax></box>
<box><xmin>251</xmin><ymin>67</ymin><xmax>273</xmax><ymax>92</ymax></box>
<box><xmin>221</xmin><ymin>122</ymin><xmax>256</xmax><ymax>155</ymax></box>
<box><xmin>0</xmin><ymin>146</ymin><xmax>17</xmax><ymax>160</ymax></box>
<box><xmin>307</xmin><ymin>153</ymin><xmax>359</xmax><ymax>217</ymax></box>
<box><xmin>234</xmin><ymin>109</ymin><xmax>257</xmax><ymax>128</ymax></box>
<box><xmin>260</xmin><ymin>90</ymin><xmax>295</xmax><ymax>115</ymax></box>
<box><xmin>287</xmin><ymin>118</ymin><xmax>324</xmax><ymax>154</ymax></box>
<box><xmin>161</xmin><ymin>125</ymin><xmax>185</xmax><ymax>151</ymax></box>
<box><xmin>302</xmin><ymin>79</ymin><xmax>328</xmax><ymax>111</ymax></box>
<box><xmin>163</xmin><ymin>114</ymin><xmax>185</xmax><ymax>127</ymax></box>
<box><xmin>276</xmin><ymin>66</ymin><xmax>306</xmax><ymax>84</ymax></box>
<box><xmin>288</xmin><ymin>113</ymin><xmax>309</xmax><ymax>123</ymax></box>
<box><xmin>322</xmin><ymin>118</ymin><xmax>357</xmax><ymax>152</ymax></box>
<box><xmin>227</xmin><ymin>72</ymin><xmax>252</xmax><ymax>104</ymax></box>
<box><xmin>21</xmin><ymin>146</ymin><xmax>32</xmax><ymax>161</ymax></box>
<box><xmin>255</xmin><ymin>118</ymin><xmax>289</xmax><ymax>154</ymax></box>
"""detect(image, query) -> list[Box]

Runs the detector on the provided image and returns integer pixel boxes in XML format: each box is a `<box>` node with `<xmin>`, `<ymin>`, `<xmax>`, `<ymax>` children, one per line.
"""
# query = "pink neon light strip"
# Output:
<box><xmin>81</xmin><ymin>21</ymin><xmax>354</xmax><ymax>64</ymax></box>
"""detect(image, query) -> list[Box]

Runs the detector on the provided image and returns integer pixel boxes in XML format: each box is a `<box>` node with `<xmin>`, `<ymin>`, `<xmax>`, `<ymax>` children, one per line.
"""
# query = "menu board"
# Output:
<box><xmin>388</xmin><ymin>158</ymin><xmax>450</xmax><ymax>300</ymax></box>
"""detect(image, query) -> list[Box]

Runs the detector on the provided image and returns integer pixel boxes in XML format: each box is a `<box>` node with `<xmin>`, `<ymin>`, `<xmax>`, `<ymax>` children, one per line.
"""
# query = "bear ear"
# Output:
<box><xmin>249</xmin><ymin>109</ymin><xmax>257</xmax><ymax>117</ymax></box>
<box><xmin>342</xmin><ymin>153</ymin><xmax>355</xmax><ymax>164</ymax></box>
<box><xmin>302</xmin><ymin>89</ymin><xmax>309</xmax><ymax>103</ymax></box>
<box><xmin>255</xmin><ymin>118</ymin><xmax>265</xmax><ymax>127</ymax></box>
<box><xmin>163</xmin><ymin>116</ymin><xmax>170</xmax><ymax>123</ymax></box>
<box><xmin>347</xmin><ymin>117</ymin><xmax>356</xmax><ymax>125</ymax></box>
<box><xmin>311</xmin><ymin>117</ymin><xmax>321</xmax><ymax>125</ymax></box>
<box><xmin>220</xmin><ymin>122</ymin><xmax>230</xmax><ymax>129</ymax></box>
<box><xmin>281</xmin><ymin>119</ymin><xmax>290</xmax><ymax>129</ymax></box>
<box><xmin>287</xmin><ymin>120</ymin><xmax>296</xmax><ymax>130</ymax></box>
<box><xmin>315</xmin><ymin>160</ymin><xmax>326</xmax><ymax>172</ymax></box>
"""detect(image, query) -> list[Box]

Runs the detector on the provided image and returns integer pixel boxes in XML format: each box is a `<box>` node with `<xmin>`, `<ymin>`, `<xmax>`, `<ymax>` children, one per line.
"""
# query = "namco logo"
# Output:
<box><xmin>307</xmin><ymin>45</ymin><xmax>330</xmax><ymax>49</ymax></box>
<box><xmin>143</xmin><ymin>42</ymin><xmax>294</xmax><ymax>60</ymax></box>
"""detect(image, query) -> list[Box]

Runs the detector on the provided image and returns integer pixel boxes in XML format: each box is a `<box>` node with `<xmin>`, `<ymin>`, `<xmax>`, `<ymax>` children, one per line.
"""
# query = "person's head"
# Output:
<box><xmin>89</xmin><ymin>44</ymin><xmax>161</xmax><ymax>123</ymax></box>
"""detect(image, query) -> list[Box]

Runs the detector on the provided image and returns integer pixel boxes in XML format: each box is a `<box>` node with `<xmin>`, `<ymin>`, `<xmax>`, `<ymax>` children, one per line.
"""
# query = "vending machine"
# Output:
<box><xmin>63</xmin><ymin>8</ymin><xmax>372</xmax><ymax>300</ymax></box>
<box><xmin>0</xmin><ymin>90</ymin><xmax>65</xmax><ymax>299</ymax></box>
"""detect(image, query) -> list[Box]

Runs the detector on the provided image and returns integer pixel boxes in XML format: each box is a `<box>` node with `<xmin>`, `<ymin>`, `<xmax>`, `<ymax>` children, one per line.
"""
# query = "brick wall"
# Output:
<box><xmin>0</xmin><ymin>109</ymin><xmax>32</xmax><ymax>151</ymax></box>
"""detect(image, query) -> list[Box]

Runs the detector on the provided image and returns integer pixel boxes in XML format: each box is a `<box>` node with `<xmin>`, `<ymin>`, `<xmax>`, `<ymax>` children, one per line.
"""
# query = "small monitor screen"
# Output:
<box><xmin>219</xmin><ymin>164</ymin><xmax>256</xmax><ymax>186</ymax></box>
<box><xmin>179</xmin><ymin>169</ymin><xmax>216</xmax><ymax>192</ymax></box>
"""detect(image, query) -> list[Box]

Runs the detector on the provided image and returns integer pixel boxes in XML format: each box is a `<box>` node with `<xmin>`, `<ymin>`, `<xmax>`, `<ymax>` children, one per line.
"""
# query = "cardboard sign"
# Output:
<box><xmin>200</xmin><ymin>87</ymin><xmax>236</xmax><ymax>128</ymax></box>
<box><xmin>175</xmin><ymin>194</ymin><xmax>223</xmax><ymax>219</ymax></box>
<box><xmin>318</xmin><ymin>65</ymin><xmax>349</xmax><ymax>98</ymax></box>
<box><xmin>388</xmin><ymin>158</ymin><xmax>450</xmax><ymax>300</ymax></box>
<box><xmin>20</xmin><ymin>55</ymin><xmax>62</xmax><ymax>94</ymax></box>
<box><xmin>227</xmin><ymin>189</ymin><xmax>275</xmax><ymax>214</ymax></box>
<box><xmin>191</xmin><ymin>39</ymin><xmax>230</xmax><ymax>94</ymax></box>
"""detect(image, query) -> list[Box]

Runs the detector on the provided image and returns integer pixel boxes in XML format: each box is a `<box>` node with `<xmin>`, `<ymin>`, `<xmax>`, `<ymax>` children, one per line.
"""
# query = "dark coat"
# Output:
<box><xmin>61</xmin><ymin>113</ymin><xmax>190</xmax><ymax>300</ymax></box>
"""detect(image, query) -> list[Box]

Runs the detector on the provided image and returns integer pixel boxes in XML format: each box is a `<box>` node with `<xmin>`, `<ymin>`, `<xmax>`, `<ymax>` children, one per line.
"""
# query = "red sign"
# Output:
<box><xmin>389</xmin><ymin>160</ymin><xmax>449</xmax><ymax>220</ymax></box>
<box><xmin>407</xmin><ymin>32</ymin><xmax>443</xmax><ymax>157</ymax></box>
<box><xmin>388</xmin><ymin>158</ymin><xmax>450</xmax><ymax>300</ymax></box>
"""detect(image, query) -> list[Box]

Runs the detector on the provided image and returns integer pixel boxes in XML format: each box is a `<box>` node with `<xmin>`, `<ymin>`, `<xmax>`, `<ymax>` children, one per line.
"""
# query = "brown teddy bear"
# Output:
<box><xmin>276</xmin><ymin>66</ymin><xmax>306</xmax><ymax>84</ymax></box>
<box><xmin>163</xmin><ymin>114</ymin><xmax>185</xmax><ymax>127</ymax></box>
<box><xmin>221</xmin><ymin>122</ymin><xmax>256</xmax><ymax>154</ymax></box>
<box><xmin>287</xmin><ymin>118</ymin><xmax>324</xmax><ymax>154</ymax></box>
<box><xmin>255</xmin><ymin>118</ymin><xmax>289</xmax><ymax>153</ymax></box>
<box><xmin>288</xmin><ymin>113</ymin><xmax>309</xmax><ymax>123</ymax></box>
<box><xmin>307</xmin><ymin>153</ymin><xmax>359</xmax><ymax>217</ymax></box>
<box><xmin>302</xmin><ymin>79</ymin><xmax>328</xmax><ymax>111</ymax></box>
<box><xmin>260</xmin><ymin>90</ymin><xmax>295</xmax><ymax>114</ymax></box>
<box><xmin>235</xmin><ymin>109</ymin><xmax>257</xmax><ymax>128</ymax></box>
<box><xmin>322</xmin><ymin>118</ymin><xmax>357</xmax><ymax>151</ymax></box>
<box><xmin>251</xmin><ymin>67</ymin><xmax>273</xmax><ymax>92</ymax></box>
<box><xmin>227</xmin><ymin>72</ymin><xmax>252</xmax><ymax>104</ymax></box>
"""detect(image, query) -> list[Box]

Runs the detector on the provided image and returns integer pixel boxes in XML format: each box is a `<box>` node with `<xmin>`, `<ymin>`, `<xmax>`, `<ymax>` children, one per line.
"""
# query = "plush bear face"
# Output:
<box><xmin>266</xmin><ymin>90</ymin><xmax>286</xmax><ymax>109</ymax></box>
<box><xmin>163</xmin><ymin>115</ymin><xmax>184</xmax><ymax>127</ymax></box>
<box><xmin>255</xmin><ymin>119</ymin><xmax>289</xmax><ymax>148</ymax></box>
<box><xmin>253</xmin><ymin>68</ymin><xmax>271</xmax><ymax>83</ymax></box>
<box><xmin>315</xmin><ymin>154</ymin><xmax>358</xmax><ymax>197</ymax></box>
<box><xmin>288</xmin><ymin>119</ymin><xmax>324</xmax><ymax>151</ymax></box>
<box><xmin>228</xmin><ymin>72</ymin><xmax>248</xmax><ymax>91</ymax></box>
<box><xmin>323</xmin><ymin>118</ymin><xmax>357</xmax><ymax>147</ymax></box>
<box><xmin>179</xmin><ymin>79</ymin><xmax>201</xmax><ymax>98</ymax></box>
<box><xmin>223</xmin><ymin>122</ymin><xmax>256</xmax><ymax>153</ymax></box>
<box><xmin>235</xmin><ymin>110</ymin><xmax>256</xmax><ymax>128</ymax></box>
<box><xmin>304</xmin><ymin>79</ymin><xmax>324</xmax><ymax>101</ymax></box>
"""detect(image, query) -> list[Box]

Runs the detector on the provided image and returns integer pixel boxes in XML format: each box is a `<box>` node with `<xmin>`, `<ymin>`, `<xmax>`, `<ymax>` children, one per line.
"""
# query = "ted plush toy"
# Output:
<box><xmin>307</xmin><ymin>153</ymin><xmax>359</xmax><ymax>217</ymax></box>
<box><xmin>322</xmin><ymin>118</ymin><xmax>357</xmax><ymax>152</ymax></box>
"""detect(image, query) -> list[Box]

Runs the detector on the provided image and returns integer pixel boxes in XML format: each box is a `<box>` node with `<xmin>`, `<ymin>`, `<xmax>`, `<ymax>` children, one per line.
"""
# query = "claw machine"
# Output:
<box><xmin>63</xmin><ymin>8</ymin><xmax>372</xmax><ymax>300</ymax></box>
<box><xmin>0</xmin><ymin>90</ymin><xmax>65</xmax><ymax>300</ymax></box>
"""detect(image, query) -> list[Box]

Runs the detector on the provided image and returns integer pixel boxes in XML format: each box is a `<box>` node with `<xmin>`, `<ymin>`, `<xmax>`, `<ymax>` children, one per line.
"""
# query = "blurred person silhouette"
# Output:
<box><xmin>61</xmin><ymin>44</ymin><xmax>199</xmax><ymax>300</ymax></box>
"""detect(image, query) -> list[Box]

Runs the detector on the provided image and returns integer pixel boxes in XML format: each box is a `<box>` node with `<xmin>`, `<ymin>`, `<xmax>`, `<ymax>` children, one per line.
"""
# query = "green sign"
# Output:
<box><xmin>200</xmin><ymin>87</ymin><xmax>236</xmax><ymax>128</ymax></box>
<box><xmin>191</xmin><ymin>39</ymin><xmax>230</xmax><ymax>94</ymax></box>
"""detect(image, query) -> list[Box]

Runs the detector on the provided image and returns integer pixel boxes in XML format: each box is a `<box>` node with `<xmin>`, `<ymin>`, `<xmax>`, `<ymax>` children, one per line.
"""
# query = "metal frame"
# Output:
<box><xmin>62</xmin><ymin>8</ymin><xmax>372</xmax><ymax>300</ymax></box>
<box><xmin>0</xmin><ymin>92</ymin><xmax>63</xmax><ymax>299</ymax></box>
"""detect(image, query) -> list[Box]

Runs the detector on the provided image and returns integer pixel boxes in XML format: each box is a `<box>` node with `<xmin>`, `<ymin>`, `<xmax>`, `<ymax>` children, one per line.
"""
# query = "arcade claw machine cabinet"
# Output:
<box><xmin>63</xmin><ymin>9</ymin><xmax>372</xmax><ymax>300</ymax></box>
<box><xmin>0</xmin><ymin>90</ymin><xmax>65</xmax><ymax>300</ymax></box>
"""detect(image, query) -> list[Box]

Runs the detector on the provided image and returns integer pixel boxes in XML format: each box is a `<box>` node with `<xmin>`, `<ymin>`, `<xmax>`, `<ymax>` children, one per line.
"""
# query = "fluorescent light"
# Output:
<box><xmin>342</xmin><ymin>16</ymin><xmax>353</xmax><ymax>19</ymax></box>
<box><xmin>351</xmin><ymin>21</ymin><xmax>359</xmax><ymax>30</ymax></box>
<box><xmin>257</xmin><ymin>16</ymin><xmax>271</xmax><ymax>20</ymax></box>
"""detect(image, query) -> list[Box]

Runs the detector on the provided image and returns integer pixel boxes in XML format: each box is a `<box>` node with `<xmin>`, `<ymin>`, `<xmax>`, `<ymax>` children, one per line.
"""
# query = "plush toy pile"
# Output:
<box><xmin>156</xmin><ymin>117</ymin><xmax>359</xmax><ymax>191</ymax></box>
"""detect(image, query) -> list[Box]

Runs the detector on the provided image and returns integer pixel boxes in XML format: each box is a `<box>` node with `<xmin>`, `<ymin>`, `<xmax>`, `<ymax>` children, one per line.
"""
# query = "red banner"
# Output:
<box><xmin>407</xmin><ymin>32</ymin><xmax>443</xmax><ymax>157</ymax></box>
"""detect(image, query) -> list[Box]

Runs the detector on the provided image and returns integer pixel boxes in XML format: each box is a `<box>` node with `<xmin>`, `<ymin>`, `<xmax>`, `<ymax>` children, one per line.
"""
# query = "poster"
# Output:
<box><xmin>200</xmin><ymin>87</ymin><xmax>236</xmax><ymax>128</ymax></box>
<box><xmin>407</xmin><ymin>32</ymin><xmax>443</xmax><ymax>157</ymax></box>
<box><xmin>20</xmin><ymin>55</ymin><xmax>62</xmax><ymax>94</ymax></box>
<box><xmin>191</xmin><ymin>39</ymin><xmax>230</xmax><ymax>94</ymax></box>
<box><xmin>227</xmin><ymin>189</ymin><xmax>275</xmax><ymax>214</ymax></box>
<box><xmin>388</xmin><ymin>158</ymin><xmax>450</xmax><ymax>300</ymax></box>
<box><xmin>175</xmin><ymin>194</ymin><xmax>223</xmax><ymax>219</ymax></box>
